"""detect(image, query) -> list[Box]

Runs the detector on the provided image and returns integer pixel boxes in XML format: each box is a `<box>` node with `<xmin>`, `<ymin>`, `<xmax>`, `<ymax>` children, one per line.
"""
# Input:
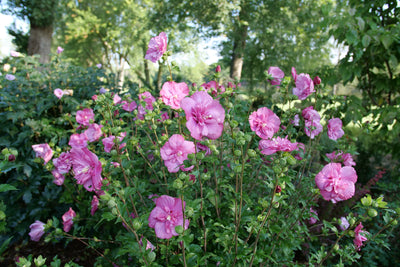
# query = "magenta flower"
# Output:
<box><xmin>354</xmin><ymin>223</ymin><xmax>368</xmax><ymax>251</ymax></box>
<box><xmin>5</xmin><ymin>74</ymin><xmax>15</xmax><ymax>81</ymax></box>
<box><xmin>122</xmin><ymin>100</ymin><xmax>137</xmax><ymax>112</ymax></box>
<box><xmin>160</xmin><ymin>81</ymin><xmax>189</xmax><ymax>110</ymax></box>
<box><xmin>32</xmin><ymin>143</ymin><xmax>53</xmax><ymax>164</ymax></box>
<box><xmin>84</xmin><ymin>123</ymin><xmax>103</xmax><ymax>142</ymax></box>
<box><xmin>259</xmin><ymin>136</ymin><xmax>299</xmax><ymax>155</ymax></box>
<box><xmin>57</xmin><ymin>46</ymin><xmax>64</xmax><ymax>54</ymax></box>
<box><xmin>315</xmin><ymin>163</ymin><xmax>357</xmax><ymax>203</ymax></box>
<box><xmin>69</xmin><ymin>133</ymin><xmax>88</xmax><ymax>148</ymax></box>
<box><xmin>148</xmin><ymin>195</ymin><xmax>189</xmax><ymax>239</ymax></box>
<box><xmin>62</xmin><ymin>207</ymin><xmax>76</xmax><ymax>232</ymax></box>
<box><xmin>54</xmin><ymin>89</ymin><xmax>64</xmax><ymax>99</ymax></box>
<box><xmin>304</xmin><ymin>120</ymin><xmax>323</xmax><ymax>139</ymax></box>
<box><xmin>327</xmin><ymin>118</ymin><xmax>344</xmax><ymax>140</ymax></box>
<box><xmin>76</xmin><ymin>108</ymin><xmax>95</xmax><ymax>126</ymax></box>
<box><xmin>70</xmin><ymin>147</ymin><xmax>103</xmax><ymax>192</ymax></box>
<box><xmin>51</xmin><ymin>169</ymin><xmax>65</xmax><ymax>186</ymax></box>
<box><xmin>293</xmin><ymin>73</ymin><xmax>315</xmax><ymax>100</ymax></box>
<box><xmin>313</xmin><ymin>76</ymin><xmax>321</xmax><ymax>85</ymax></box>
<box><xmin>140</xmin><ymin>236</ymin><xmax>156</xmax><ymax>251</ymax></box>
<box><xmin>160</xmin><ymin>134</ymin><xmax>195</xmax><ymax>173</ymax></box>
<box><xmin>302</xmin><ymin>106</ymin><xmax>320</xmax><ymax>121</ymax></box>
<box><xmin>291</xmin><ymin>67</ymin><xmax>297</xmax><ymax>82</ymax></box>
<box><xmin>102</xmin><ymin>132</ymin><xmax>126</xmax><ymax>153</ymax></box>
<box><xmin>91</xmin><ymin>195</ymin><xmax>99</xmax><ymax>216</ymax></box>
<box><xmin>249</xmin><ymin>107</ymin><xmax>281</xmax><ymax>139</ymax></box>
<box><xmin>139</xmin><ymin>91</ymin><xmax>156</xmax><ymax>110</ymax></box>
<box><xmin>267</xmin><ymin>66</ymin><xmax>285</xmax><ymax>86</ymax></box>
<box><xmin>215</xmin><ymin>65</ymin><xmax>221</xmax><ymax>73</ymax></box>
<box><xmin>200</xmin><ymin>81</ymin><xmax>225</xmax><ymax>96</ymax></box>
<box><xmin>326</xmin><ymin>151</ymin><xmax>356</xmax><ymax>167</ymax></box>
<box><xmin>53</xmin><ymin>152</ymin><xmax>71</xmax><ymax>174</ymax></box>
<box><xmin>181</xmin><ymin>91</ymin><xmax>225</xmax><ymax>140</ymax></box>
<box><xmin>145</xmin><ymin>32</ymin><xmax>168</xmax><ymax>63</ymax></box>
<box><xmin>160</xmin><ymin>111</ymin><xmax>169</xmax><ymax>121</ymax></box>
<box><xmin>29</xmin><ymin>220</ymin><xmax>45</xmax><ymax>242</ymax></box>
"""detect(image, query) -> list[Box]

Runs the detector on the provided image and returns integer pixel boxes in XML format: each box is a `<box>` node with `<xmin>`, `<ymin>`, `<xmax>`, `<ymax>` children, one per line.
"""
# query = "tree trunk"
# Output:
<box><xmin>117</xmin><ymin>56</ymin><xmax>125</xmax><ymax>90</ymax></box>
<box><xmin>143</xmin><ymin>45</ymin><xmax>151</xmax><ymax>85</ymax></box>
<box><xmin>27</xmin><ymin>24</ymin><xmax>53</xmax><ymax>64</ymax></box>
<box><xmin>230</xmin><ymin>17</ymin><xmax>248</xmax><ymax>80</ymax></box>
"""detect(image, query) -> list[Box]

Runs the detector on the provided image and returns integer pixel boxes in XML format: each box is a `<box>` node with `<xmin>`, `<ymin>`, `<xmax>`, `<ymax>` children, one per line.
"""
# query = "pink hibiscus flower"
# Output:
<box><xmin>160</xmin><ymin>81</ymin><xmax>189</xmax><ymax>110</ymax></box>
<box><xmin>327</xmin><ymin>118</ymin><xmax>344</xmax><ymax>140</ymax></box>
<box><xmin>139</xmin><ymin>91</ymin><xmax>156</xmax><ymax>110</ymax></box>
<box><xmin>291</xmin><ymin>67</ymin><xmax>297</xmax><ymax>81</ymax></box>
<box><xmin>32</xmin><ymin>143</ymin><xmax>53</xmax><ymax>164</ymax></box>
<box><xmin>148</xmin><ymin>195</ymin><xmax>189</xmax><ymax>239</ymax></box>
<box><xmin>354</xmin><ymin>223</ymin><xmax>368</xmax><ymax>251</ymax></box>
<box><xmin>293</xmin><ymin>73</ymin><xmax>315</xmax><ymax>100</ymax></box>
<box><xmin>91</xmin><ymin>195</ymin><xmax>99</xmax><ymax>216</ymax></box>
<box><xmin>84</xmin><ymin>123</ymin><xmax>103</xmax><ymax>142</ymax></box>
<box><xmin>249</xmin><ymin>107</ymin><xmax>281</xmax><ymax>139</ymax></box>
<box><xmin>200</xmin><ymin>81</ymin><xmax>225</xmax><ymax>96</ymax></box>
<box><xmin>160</xmin><ymin>134</ymin><xmax>195</xmax><ymax>173</ymax></box>
<box><xmin>145</xmin><ymin>32</ymin><xmax>168</xmax><ymax>63</ymax></box>
<box><xmin>326</xmin><ymin>151</ymin><xmax>356</xmax><ymax>167</ymax></box>
<box><xmin>102</xmin><ymin>132</ymin><xmax>126</xmax><ymax>153</ymax></box>
<box><xmin>76</xmin><ymin>108</ymin><xmax>95</xmax><ymax>126</ymax></box>
<box><xmin>62</xmin><ymin>207</ymin><xmax>76</xmax><ymax>232</ymax></box>
<box><xmin>69</xmin><ymin>133</ymin><xmax>88</xmax><ymax>148</ymax></box>
<box><xmin>122</xmin><ymin>100</ymin><xmax>137</xmax><ymax>112</ymax></box>
<box><xmin>54</xmin><ymin>89</ymin><xmax>64</xmax><ymax>99</ymax></box>
<box><xmin>304</xmin><ymin>120</ymin><xmax>323</xmax><ymax>139</ymax></box>
<box><xmin>181</xmin><ymin>91</ymin><xmax>225</xmax><ymax>140</ymax></box>
<box><xmin>51</xmin><ymin>169</ymin><xmax>65</xmax><ymax>186</ymax></box>
<box><xmin>70</xmin><ymin>147</ymin><xmax>103</xmax><ymax>192</ymax></box>
<box><xmin>267</xmin><ymin>66</ymin><xmax>285</xmax><ymax>86</ymax></box>
<box><xmin>29</xmin><ymin>220</ymin><xmax>45</xmax><ymax>242</ymax></box>
<box><xmin>259</xmin><ymin>136</ymin><xmax>299</xmax><ymax>155</ymax></box>
<box><xmin>315</xmin><ymin>163</ymin><xmax>357</xmax><ymax>203</ymax></box>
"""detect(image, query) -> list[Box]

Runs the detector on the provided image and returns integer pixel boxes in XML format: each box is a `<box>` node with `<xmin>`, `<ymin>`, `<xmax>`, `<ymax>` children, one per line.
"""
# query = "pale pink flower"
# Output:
<box><xmin>54</xmin><ymin>89</ymin><xmax>64</xmax><ymax>99</ymax></box>
<box><xmin>291</xmin><ymin>114</ymin><xmax>300</xmax><ymax>126</ymax></box>
<box><xmin>5</xmin><ymin>74</ymin><xmax>15</xmax><ymax>81</ymax></box>
<box><xmin>69</xmin><ymin>133</ymin><xmax>88</xmax><ymax>148</ymax></box>
<box><xmin>102</xmin><ymin>132</ymin><xmax>126</xmax><ymax>153</ymax></box>
<box><xmin>304</xmin><ymin>120</ymin><xmax>323</xmax><ymax>139</ymax></box>
<box><xmin>57</xmin><ymin>46</ymin><xmax>64</xmax><ymax>54</ymax></box>
<box><xmin>148</xmin><ymin>195</ymin><xmax>189</xmax><ymax>239</ymax></box>
<box><xmin>339</xmin><ymin>217</ymin><xmax>350</xmax><ymax>231</ymax></box>
<box><xmin>140</xmin><ymin>236</ymin><xmax>156</xmax><ymax>251</ymax></box>
<box><xmin>53</xmin><ymin>152</ymin><xmax>71</xmax><ymax>174</ymax></box>
<box><xmin>326</xmin><ymin>151</ymin><xmax>356</xmax><ymax>167</ymax></box>
<box><xmin>91</xmin><ymin>195</ymin><xmax>99</xmax><ymax>216</ymax></box>
<box><xmin>267</xmin><ymin>66</ymin><xmax>285</xmax><ymax>86</ymax></box>
<box><xmin>10</xmin><ymin>51</ymin><xmax>21</xmax><ymax>57</ymax></box>
<box><xmin>309</xmin><ymin>208</ymin><xmax>318</xmax><ymax>225</ymax></box>
<box><xmin>76</xmin><ymin>108</ymin><xmax>95</xmax><ymax>126</ymax></box>
<box><xmin>200</xmin><ymin>81</ymin><xmax>225</xmax><ymax>96</ymax></box>
<box><xmin>302</xmin><ymin>106</ymin><xmax>320</xmax><ymax>121</ymax></box>
<box><xmin>62</xmin><ymin>207</ymin><xmax>76</xmax><ymax>232</ymax></box>
<box><xmin>122</xmin><ymin>100</ymin><xmax>137</xmax><ymax>112</ymax></box>
<box><xmin>259</xmin><ymin>136</ymin><xmax>299</xmax><ymax>155</ymax></box>
<box><xmin>354</xmin><ymin>223</ymin><xmax>368</xmax><ymax>251</ymax></box>
<box><xmin>29</xmin><ymin>220</ymin><xmax>45</xmax><ymax>242</ymax></box>
<box><xmin>139</xmin><ymin>91</ymin><xmax>156</xmax><ymax>110</ymax></box>
<box><xmin>293</xmin><ymin>73</ymin><xmax>315</xmax><ymax>100</ymax></box>
<box><xmin>160</xmin><ymin>81</ymin><xmax>189</xmax><ymax>110</ymax></box>
<box><xmin>70</xmin><ymin>147</ymin><xmax>103</xmax><ymax>192</ymax></box>
<box><xmin>327</xmin><ymin>118</ymin><xmax>344</xmax><ymax>140</ymax></box>
<box><xmin>137</xmin><ymin>105</ymin><xmax>147</xmax><ymax>120</ymax></box>
<box><xmin>113</xmin><ymin>94</ymin><xmax>122</xmax><ymax>104</ymax></box>
<box><xmin>315</xmin><ymin>163</ymin><xmax>357</xmax><ymax>203</ymax></box>
<box><xmin>181</xmin><ymin>91</ymin><xmax>225</xmax><ymax>140</ymax></box>
<box><xmin>160</xmin><ymin>134</ymin><xmax>195</xmax><ymax>173</ymax></box>
<box><xmin>84</xmin><ymin>123</ymin><xmax>103</xmax><ymax>142</ymax></box>
<box><xmin>51</xmin><ymin>169</ymin><xmax>65</xmax><ymax>186</ymax></box>
<box><xmin>249</xmin><ymin>107</ymin><xmax>281</xmax><ymax>139</ymax></box>
<box><xmin>145</xmin><ymin>32</ymin><xmax>168</xmax><ymax>63</ymax></box>
<box><xmin>96</xmin><ymin>63</ymin><xmax>102</xmax><ymax>68</ymax></box>
<box><xmin>32</xmin><ymin>143</ymin><xmax>53</xmax><ymax>164</ymax></box>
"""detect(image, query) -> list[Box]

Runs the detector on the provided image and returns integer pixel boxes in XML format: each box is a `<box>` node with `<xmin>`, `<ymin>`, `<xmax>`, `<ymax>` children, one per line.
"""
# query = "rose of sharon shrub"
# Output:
<box><xmin>160</xmin><ymin>81</ymin><xmax>189</xmax><ymax>110</ymax></box>
<box><xmin>76</xmin><ymin>108</ymin><xmax>95</xmax><ymax>126</ymax></box>
<box><xmin>181</xmin><ymin>91</ymin><xmax>225</xmax><ymax>140</ymax></box>
<box><xmin>62</xmin><ymin>207</ymin><xmax>76</xmax><ymax>233</ymax></box>
<box><xmin>160</xmin><ymin>134</ymin><xmax>195</xmax><ymax>173</ymax></box>
<box><xmin>259</xmin><ymin>136</ymin><xmax>299</xmax><ymax>155</ymax></box>
<box><xmin>249</xmin><ymin>107</ymin><xmax>281</xmax><ymax>139</ymax></box>
<box><xmin>327</xmin><ymin>118</ymin><xmax>345</xmax><ymax>140</ymax></box>
<box><xmin>145</xmin><ymin>32</ymin><xmax>168</xmax><ymax>63</ymax></box>
<box><xmin>148</xmin><ymin>195</ymin><xmax>189</xmax><ymax>239</ymax></box>
<box><xmin>315</xmin><ymin>163</ymin><xmax>357</xmax><ymax>203</ymax></box>
<box><xmin>267</xmin><ymin>66</ymin><xmax>285</xmax><ymax>86</ymax></box>
<box><xmin>293</xmin><ymin>73</ymin><xmax>315</xmax><ymax>100</ymax></box>
<box><xmin>29</xmin><ymin>220</ymin><xmax>45</xmax><ymax>242</ymax></box>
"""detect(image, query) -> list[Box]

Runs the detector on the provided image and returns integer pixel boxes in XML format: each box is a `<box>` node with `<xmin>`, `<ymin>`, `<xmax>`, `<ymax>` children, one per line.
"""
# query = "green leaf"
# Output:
<box><xmin>0</xmin><ymin>184</ymin><xmax>18</xmax><ymax>192</ymax></box>
<box><xmin>381</xmin><ymin>35</ymin><xmax>393</xmax><ymax>49</ymax></box>
<box><xmin>356</xmin><ymin>17</ymin><xmax>365</xmax><ymax>31</ymax></box>
<box><xmin>362</xmin><ymin>35</ymin><xmax>371</xmax><ymax>47</ymax></box>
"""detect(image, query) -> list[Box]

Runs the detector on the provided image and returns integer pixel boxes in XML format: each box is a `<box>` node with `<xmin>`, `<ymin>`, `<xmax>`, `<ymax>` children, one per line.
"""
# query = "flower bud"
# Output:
<box><xmin>215</xmin><ymin>65</ymin><xmax>221</xmax><ymax>73</ymax></box>
<box><xmin>368</xmin><ymin>208</ymin><xmax>378</xmax><ymax>217</ymax></box>
<box><xmin>8</xmin><ymin>154</ymin><xmax>16</xmax><ymax>162</ymax></box>
<box><xmin>313</xmin><ymin>76</ymin><xmax>321</xmax><ymax>85</ymax></box>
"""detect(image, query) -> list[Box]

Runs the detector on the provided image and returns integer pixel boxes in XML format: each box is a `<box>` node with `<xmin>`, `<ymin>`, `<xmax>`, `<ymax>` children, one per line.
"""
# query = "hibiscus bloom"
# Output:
<box><xmin>267</xmin><ymin>66</ymin><xmax>285</xmax><ymax>86</ymax></box>
<box><xmin>91</xmin><ymin>195</ymin><xmax>99</xmax><ymax>216</ymax></box>
<box><xmin>160</xmin><ymin>134</ymin><xmax>195</xmax><ymax>173</ymax></box>
<box><xmin>76</xmin><ymin>108</ymin><xmax>95</xmax><ymax>126</ymax></box>
<box><xmin>5</xmin><ymin>74</ymin><xmax>15</xmax><ymax>81</ymax></box>
<box><xmin>62</xmin><ymin>207</ymin><xmax>76</xmax><ymax>232</ymax></box>
<box><xmin>29</xmin><ymin>220</ymin><xmax>45</xmax><ymax>242</ymax></box>
<box><xmin>326</xmin><ymin>151</ymin><xmax>356</xmax><ymax>167</ymax></box>
<box><xmin>32</xmin><ymin>143</ymin><xmax>53</xmax><ymax>164</ymax></box>
<box><xmin>327</xmin><ymin>118</ymin><xmax>345</xmax><ymax>140</ymax></box>
<box><xmin>84</xmin><ymin>123</ymin><xmax>103</xmax><ymax>142</ymax></box>
<box><xmin>53</xmin><ymin>152</ymin><xmax>71</xmax><ymax>174</ymax></box>
<box><xmin>69</xmin><ymin>133</ymin><xmax>88</xmax><ymax>148</ymax></box>
<box><xmin>148</xmin><ymin>195</ymin><xmax>189</xmax><ymax>239</ymax></box>
<box><xmin>249</xmin><ymin>107</ymin><xmax>281</xmax><ymax>139</ymax></box>
<box><xmin>354</xmin><ymin>223</ymin><xmax>368</xmax><ymax>251</ymax></box>
<box><xmin>200</xmin><ymin>81</ymin><xmax>225</xmax><ymax>96</ymax></box>
<box><xmin>54</xmin><ymin>89</ymin><xmax>64</xmax><ymax>99</ymax></box>
<box><xmin>139</xmin><ymin>91</ymin><xmax>156</xmax><ymax>110</ymax></box>
<box><xmin>51</xmin><ymin>169</ymin><xmax>65</xmax><ymax>186</ymax></box>
<box><xmin>259</xmin><ymin>136</ymin><xmax>299</xmax><ymax>155</ymax></box>
<box><xmin>315</xmin><ymin>163</ymin><xmax>357</xmax><ymax>203</ymax></box>
<box><xmin>70</xmin><ymin>147</ymin><xmax>103</xmax><ymax>192</ymax></box>
<box><xmin>181</xmin><ymin>91</ymin><xmax>225</xmax><ymax>140</ymax></box>
<box><xmin>57</xmin><ymin>46</ymin><xmax>64</xmax><ymax>54</ymax></box>
<box><xmin>293</xmin><ymin>73</ymin><xmax>315</xmax><ymax>100</ymax></box>
<box><xmin>122</xmin><ymin>100</ymin><xmax>137</xmax><ymax>112</ymax></box>
<box><xmin>160</xmin><ymin>81</ymin><xmax>189</xmax><ymax>109</ymax></box>
<box><xmin>102</xmin><ymin>132</ymin><xmax>126</xmax><ymax>153</ymax></box>
<box><xmin>304</xmin><ymin>120</ymin><xmax>323</xmax><ymax>139</ymax></box>
<box><xmin>145</xmin><ymin>32</ymin><xmax>168</xmax><ymax>63</ymax></box>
